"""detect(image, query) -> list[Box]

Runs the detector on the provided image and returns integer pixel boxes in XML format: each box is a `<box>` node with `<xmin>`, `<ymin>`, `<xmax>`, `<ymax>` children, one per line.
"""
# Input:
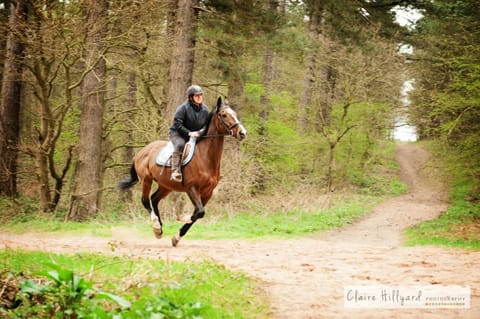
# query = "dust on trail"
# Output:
<box><xmin>1</xmin><ymin>143</ymin><xmax>479</xmax><ymax>319</ymax></box>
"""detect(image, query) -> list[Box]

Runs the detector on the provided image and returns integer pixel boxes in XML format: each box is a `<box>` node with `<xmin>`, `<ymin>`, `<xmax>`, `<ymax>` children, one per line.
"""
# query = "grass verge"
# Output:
<box><xmin>404</xmin><ymin>142</ymin><xmax>480</xmax><ymax>251</ymax></box>
<box><xmin>0</xmin><ymin>250</ymin><xmax>268</xmax><ymax>319</ymax></box>
<box><xmin>0</xmin><ymin>194</ymin><xmax>380</xmax><ymax>240</ymax></box>
<box><xmin>190</xmin><ymin>195</ymin><xmax>380</xmax><ymax>239</ymax></box>
<box><xmin>404</xmin><ymin>178</ymin><xmax>480</xmax><ymax>250</ymax></box>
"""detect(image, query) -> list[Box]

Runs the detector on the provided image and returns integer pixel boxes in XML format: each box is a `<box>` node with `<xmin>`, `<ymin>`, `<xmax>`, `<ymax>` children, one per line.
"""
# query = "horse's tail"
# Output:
<box><xmin>117</xmin><ymin>163</ymin><xmax>139</xmax><ymax>191</ymax></box>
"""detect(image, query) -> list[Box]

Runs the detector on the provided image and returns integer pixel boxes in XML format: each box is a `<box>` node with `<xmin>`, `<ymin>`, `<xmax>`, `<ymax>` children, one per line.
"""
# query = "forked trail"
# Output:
<box><xmin>1</xmin><ymin>143</ymin><xmax>479</xmax><ymax>318</ymax></box>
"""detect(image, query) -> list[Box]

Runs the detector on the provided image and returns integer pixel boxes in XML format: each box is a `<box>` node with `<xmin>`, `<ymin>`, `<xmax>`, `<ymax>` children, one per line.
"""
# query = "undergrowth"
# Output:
<box><xmin>0</xmin><ymin>193</ymin><xmax>381</xmax><ymax>240</ymax></box>
<box><xmin>0</xmin><ymin>251</ymin><xmax>267</xmax><ymax>319</ymax></box>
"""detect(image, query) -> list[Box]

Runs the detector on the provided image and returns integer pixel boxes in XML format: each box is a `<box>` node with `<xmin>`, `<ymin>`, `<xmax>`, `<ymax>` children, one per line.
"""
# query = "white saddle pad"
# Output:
<box><xmin>155</xmin><ymin>138</ymin><xmax>197</xmax><ymax>167</ymax></box>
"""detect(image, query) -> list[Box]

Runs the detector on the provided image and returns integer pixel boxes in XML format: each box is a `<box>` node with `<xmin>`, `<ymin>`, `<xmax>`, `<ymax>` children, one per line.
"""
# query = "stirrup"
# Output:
<box><xmin>171</xmin><ymin>170</ymin><xmax>182</xmax><ymax>182</ymax></box>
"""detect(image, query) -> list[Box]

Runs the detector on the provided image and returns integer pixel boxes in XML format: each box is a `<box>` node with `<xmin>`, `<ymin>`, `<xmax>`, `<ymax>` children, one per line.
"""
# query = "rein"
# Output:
<box><xmin>201</xmin><ymin>133</ymin><xmax>232</xmax><ymax>138</ymax></box>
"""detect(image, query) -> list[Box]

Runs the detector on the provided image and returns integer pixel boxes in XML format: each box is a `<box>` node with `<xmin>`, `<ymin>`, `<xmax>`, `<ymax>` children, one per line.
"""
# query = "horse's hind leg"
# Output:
<box><xmin>141</xmin><ymin>180</ymin><xmax>153</xmax><ymax>214</ymax></box>
<box><xmin>140</xmin><ymin>178</ymin><xmax>156</xmax><ymax>231</ymax></box>
<box><xmin>150</xmin><ymin>188</ymin><xmax>170</xmax><ymax>239</ymax></box>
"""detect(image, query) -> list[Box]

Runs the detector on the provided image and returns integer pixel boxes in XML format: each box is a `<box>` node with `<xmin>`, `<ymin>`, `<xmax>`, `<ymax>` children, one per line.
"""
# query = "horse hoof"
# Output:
<box><xmin>172</xmin><ymin>234</ymin><xmax>181</xmax><ymax>247</ymax></box>
<box><xmin>153</xmin><ymin>227</ymin><xmax>163</xmax><ymax>239</ymax></box>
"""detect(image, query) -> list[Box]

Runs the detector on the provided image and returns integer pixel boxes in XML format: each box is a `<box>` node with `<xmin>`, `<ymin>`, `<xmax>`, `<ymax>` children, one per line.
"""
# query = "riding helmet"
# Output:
<box><xmin>187</xmin><ymin>85</ymin><xmax>203</xmax><ymax>97</ymax></box>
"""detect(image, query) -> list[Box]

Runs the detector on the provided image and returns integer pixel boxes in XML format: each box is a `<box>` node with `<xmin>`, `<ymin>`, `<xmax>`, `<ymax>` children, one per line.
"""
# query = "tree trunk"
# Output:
<box><xmin>36</xmin><ymin>148</ymin><xmax>52</xmax><ymax>210</ymax></box>
<box><xmin>158</xmin><ymin>0</ymin><xmax>178</xmax><ymax>123</ymax></box>
<box><xmin>0</xmin><ymin>0</ymin><xmax>27</xmax><ymax>197</ymax></box>
<box><xmin>316</xmin><ymin>63</ymin><xmax>335</xmax><ymax>129</ymax></box>
<box><xmin>121</xmin><ymin>72</ymin><xmax>136</xmax><ymax>201</ymax></box>
<box><xmin>297</xmin><ymin>0</ymin><xmax>323</xmax><ymax>134</ymax></box>
<box><xmin>162</xmin><ymin>0</ymin><xmax>199</xmax><ymax>215</ymax></box>
<box><xmin>164</xmin><ymin>0</ymin><xmax>199</xmax><ymax>118</ymax></box>
<box><xmin>260</xmin><ymin>47</ymin><xmax>274</xmax><ymax>123</ymax></box>
<box><xmin>255</xmin><ymin>0</ymin><xmax>280</xmax><ymax>191</ymax></box>
<box><xmin>314</xmin><ymin>5</ymin><xmax>334</xmax><ymax>130</ymax></box>
<box><xmin>226</xmin><ymin>72</ymin><xmax>244</xmax><ymax>110</ymax></box>
<box><xmin>326</xmin><ymin>143</ymin><xmax>335</xmax><ymax>193</ymax></box>
<box><xmin>68</xmin><ymin>0</ymin><xmax>108</xmax><ymax>221</ymax></box>
<box><xmin>0</xmin><ymin>0</ymin><xmax>11</xmax><ymax>79</ymax></box>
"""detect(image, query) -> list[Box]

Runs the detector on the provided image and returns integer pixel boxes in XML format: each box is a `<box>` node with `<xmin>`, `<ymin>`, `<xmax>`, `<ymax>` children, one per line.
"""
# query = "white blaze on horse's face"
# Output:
<box><xmin>219</xmin><ymin>106</ymin><xmax>247</xmax><ymax>141</ymax></box>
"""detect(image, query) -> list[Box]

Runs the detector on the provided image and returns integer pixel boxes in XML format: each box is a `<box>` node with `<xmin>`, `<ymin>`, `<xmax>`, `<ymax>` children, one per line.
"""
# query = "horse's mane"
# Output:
<box><xmin>200</xmin><ymin>105</ymin><xmax>217</xmax><ymax>137</ymax></box>
<box><xmin>201</xmin><ymin>100</ymin><xmax>229</xmax><ymax>138</ymax></box>
<box><xmin>206</xmin><ymin>108</ymin><xmax>215</xmax><ymax>128</ymax></box>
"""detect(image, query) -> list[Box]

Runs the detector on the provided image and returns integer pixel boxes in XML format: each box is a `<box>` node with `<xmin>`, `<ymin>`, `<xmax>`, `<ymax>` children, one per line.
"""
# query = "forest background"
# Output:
<box><xmin>0</xmin><ymin>0</ymin><xmax>478</xmax><ymax>223</ymax></box>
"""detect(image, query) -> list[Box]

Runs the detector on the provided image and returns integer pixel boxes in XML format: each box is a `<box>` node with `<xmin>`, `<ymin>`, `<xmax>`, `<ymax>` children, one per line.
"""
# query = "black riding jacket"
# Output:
<box><xmin>169</xmin><ymin>100</ymin><xmax>209</xmax><ymax>139</ymax></box>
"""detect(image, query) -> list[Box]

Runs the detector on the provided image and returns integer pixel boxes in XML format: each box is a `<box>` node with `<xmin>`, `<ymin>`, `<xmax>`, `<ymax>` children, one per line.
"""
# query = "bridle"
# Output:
<box><xmin>219</xmin><ymin>105</ymin><xmax>242</xmax><ymax>132</ymax></box>
<box><xmin>203</xmin><ymin>105</ymin><xmax>242</xmax><ymax>138</ymax></box>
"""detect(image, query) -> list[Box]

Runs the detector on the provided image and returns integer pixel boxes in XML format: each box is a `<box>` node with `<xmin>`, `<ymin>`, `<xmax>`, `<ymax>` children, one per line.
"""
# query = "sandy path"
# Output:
<box><xmin>1</xmin><ymin>143</ymin><xmax>479</xmax><ymax>319</ymax></box>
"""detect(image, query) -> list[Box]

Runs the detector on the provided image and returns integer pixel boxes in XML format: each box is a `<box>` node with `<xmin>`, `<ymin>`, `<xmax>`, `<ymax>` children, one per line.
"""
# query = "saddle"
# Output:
<box><xmin>155</xmin><ymin>137</ymin><xmax>197</xmax><ymax>167</ymax></box>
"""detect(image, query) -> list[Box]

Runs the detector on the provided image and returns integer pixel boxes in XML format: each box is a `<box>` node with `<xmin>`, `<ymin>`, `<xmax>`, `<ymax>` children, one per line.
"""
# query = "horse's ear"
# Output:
<box><xmin>224</xmin><ymin>96</ymin><xmax>229</xmax><ymax>105</ymax></box>
<box><xmin>216</xmin><ymin>96</ymin><xmax>222</xmax><ymax>110</ymax></box>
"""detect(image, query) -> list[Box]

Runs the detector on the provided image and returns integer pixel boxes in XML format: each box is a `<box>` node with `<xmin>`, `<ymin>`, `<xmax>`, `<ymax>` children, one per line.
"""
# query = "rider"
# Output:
<box><xmin>168</xmin><ymin>84</ymin><xmax>209</xmax><ymax>182</ymax></box>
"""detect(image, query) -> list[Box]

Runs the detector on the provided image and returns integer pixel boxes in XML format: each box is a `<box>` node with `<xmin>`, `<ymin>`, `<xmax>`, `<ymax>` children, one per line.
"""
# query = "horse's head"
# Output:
<box><xmin>215</xmin><ymin>97</ymin><xmax>247</xmax><ymax>141</ymax></box>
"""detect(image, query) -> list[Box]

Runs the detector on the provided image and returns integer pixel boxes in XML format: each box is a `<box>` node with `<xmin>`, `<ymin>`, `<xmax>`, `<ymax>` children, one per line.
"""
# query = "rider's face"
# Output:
<box><xmin>192</xmin><ymin>94</ymin><xmax>203</xmax><ymax>105</ymax></box>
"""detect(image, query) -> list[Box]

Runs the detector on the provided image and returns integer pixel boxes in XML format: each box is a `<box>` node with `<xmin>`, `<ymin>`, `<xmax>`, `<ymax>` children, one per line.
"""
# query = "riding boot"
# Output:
<box><xmin>170</xmin><ymin>151</ymin><xmax>183</xmax><ymax>182</ymax></box>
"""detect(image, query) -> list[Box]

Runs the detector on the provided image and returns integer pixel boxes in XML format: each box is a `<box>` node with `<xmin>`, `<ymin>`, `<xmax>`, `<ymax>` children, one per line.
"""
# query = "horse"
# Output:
<box><xmin>117</xmin><ymin>97</ymin><xmax>247</xmax><ymax>246</ymax></box>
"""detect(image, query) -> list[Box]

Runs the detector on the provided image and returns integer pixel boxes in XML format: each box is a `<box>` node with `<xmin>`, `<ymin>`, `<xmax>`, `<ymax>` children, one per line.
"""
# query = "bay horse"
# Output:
<box><xmin>118</xmin><ymin>97</ymin><xmax>247</xmax><ymax>246</ymax></box>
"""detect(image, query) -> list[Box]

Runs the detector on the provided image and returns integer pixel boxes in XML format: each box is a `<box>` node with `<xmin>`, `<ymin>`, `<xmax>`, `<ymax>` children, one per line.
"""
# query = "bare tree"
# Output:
<box><xmin>297</xmin><ymin>0</ymin><xmax>324</xmax><ymax>134</ymax></box>
<box><xmin>259</xmin><ymin>0</ymin><xmax>281</xmax><ymax>124</ymax></box>
<box><xmin>68</xmin><ymin>0</ymin><xmax>109</xmax><ymax>221</ymax></box>
<box><xmin>315</xmin><ymin>34</ymin><xmax>404</xmax><ymax>192</ymax></box>
<box><xmin>18</xmin><ymin>2</ymin><xmax>85</xmax><ymax>211</ymax></box>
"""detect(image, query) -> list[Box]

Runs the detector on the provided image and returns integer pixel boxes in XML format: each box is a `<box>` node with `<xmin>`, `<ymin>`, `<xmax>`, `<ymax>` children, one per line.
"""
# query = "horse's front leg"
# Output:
<box><xmin>172</xmin><ymin>188</ymin><xmax>205</xmax><ymax>247</ymax></box>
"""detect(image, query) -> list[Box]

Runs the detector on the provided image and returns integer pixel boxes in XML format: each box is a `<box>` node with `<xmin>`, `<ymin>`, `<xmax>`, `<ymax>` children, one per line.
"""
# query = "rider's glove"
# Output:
<box><xmin>189</xmin><ymin>131</ymin><xmax>200</xmax><ymax>138</ymax></box>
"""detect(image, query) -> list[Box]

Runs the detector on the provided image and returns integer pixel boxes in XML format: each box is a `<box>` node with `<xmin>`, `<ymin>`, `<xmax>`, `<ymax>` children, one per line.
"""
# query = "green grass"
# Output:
<box><xmin>0</xmin><ymin>250</ymin><xmax>268</xmax><ymax>319</ymax></box>
<box><xmin>404</xmin><ymin>196</ymin><xmax>480</xmax><ymax>251</ymax></box>
<box><xmin>389</xmin><ymin>176</ymin><xmax>408</xmax><ymax>196</ymax></box>
<box><xmin>0</xmin><ymin>195</ymin><xmax>380</xmax><ymax>318</ymax></box>
<box><xmin>0</xmin><ymin>218</ymin><xmax>116</xmax><ymax>237</ymax></box>
<box><xmin>0</xmin><ymin>195</ymin><xmax>380</xmax><ymax>240</ymax></box>
<box><xmin>403</xmin><ymin>143</ymin><xmax>480</xmax><ymax>251</ymax></box>
<box><xmin>189</xmin><ymin>197</ymin><xmax>380</xmax><ymax>239</ymax></box>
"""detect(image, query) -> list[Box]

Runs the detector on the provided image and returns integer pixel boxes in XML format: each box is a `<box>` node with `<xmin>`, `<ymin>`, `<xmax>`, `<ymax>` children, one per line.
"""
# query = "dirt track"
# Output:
<box><xmin>1</xmin><ymin>143</ymin><xmax>479</xmax><ymax>319</ymax></box>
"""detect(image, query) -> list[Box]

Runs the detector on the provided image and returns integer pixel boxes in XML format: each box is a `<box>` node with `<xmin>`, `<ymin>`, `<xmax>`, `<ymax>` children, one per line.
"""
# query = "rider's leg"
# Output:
<box><xmin>170</xmin><ymin>134</ymin><xmax>185</xmax><ymax>182</ymax></box>
<box><xmin>171</xmin><ymin>151</ymin><xmax>183</xmax><ymax>182</ymax></box>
